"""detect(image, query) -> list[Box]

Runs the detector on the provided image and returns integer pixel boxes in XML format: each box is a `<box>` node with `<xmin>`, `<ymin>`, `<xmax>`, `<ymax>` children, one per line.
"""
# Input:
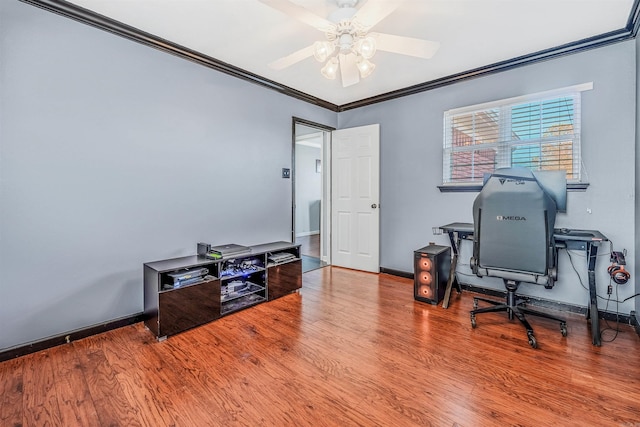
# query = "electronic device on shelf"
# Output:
<box><xmin>220</xmin><ymin>257</ymin><xmax>264</xmax><ymax>277</ymax></box>
<box><xmin>198</xmin><ymin>242</ymin><xmax>252</xmax><ymax>259</ymax></box>
<box><xmin>197</xmin><ymin>242</ymin><xmax>211</xmax><ymax>255</ymax></box>
<box><xmin>226</xmin><ymin>280</ymin><xmax>247</xmax><ymax>291</ymax></box>
<box><xmin>208</xmin><ymin>243</ymin><xmax>251</xmax><ymax>257</ymax></box>
<box><xmin>268</xmin><ymin>252</ymin><xmax>297</xmax><ymax>264</ymax></box>
<box><xmin>163</xmin><ymin>267</ymin><xmax>211</xmax><ymax>290</ymax></box>
<box><xmin>221</xmin><ymin>280</ymin><xmax>264</xmax><ymax>301</ymax></box>
<box><xmin>167</xmin><ymin>267</ymin><xmax>209</xmax><ymax>283</ymax></box>
<box><xmin>221</xmin><ymin>280</ymin><xmax>249</xmax><ymax>299</ymax></box>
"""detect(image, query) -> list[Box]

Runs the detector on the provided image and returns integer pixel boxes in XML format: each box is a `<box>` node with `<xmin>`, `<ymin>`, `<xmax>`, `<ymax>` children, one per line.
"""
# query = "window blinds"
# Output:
<box><xmin>443</xmin><ymin>84</ymin><xmax>590</xmax><ymax>185</ymax></box>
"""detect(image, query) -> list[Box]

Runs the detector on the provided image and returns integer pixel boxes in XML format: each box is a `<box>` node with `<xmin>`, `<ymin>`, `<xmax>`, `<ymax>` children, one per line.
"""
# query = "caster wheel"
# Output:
<box><xmin>473</xmin><ymin>299</ymin><xmax>478</xmax><ymax>309</ymax></box>
<box><xmin>470</xmin><ymin>315</ymin><xmax>477</xmax><ymax>328</ymax></box>
<box><xmin>560</xmin><ymin>323</ymin><xmax>568</xmax><ymax>337</ymax></box>
<box><xmin>527</xmin><ymin>333</ymin><xmax>537</xmax><ymax>349</ymax></box>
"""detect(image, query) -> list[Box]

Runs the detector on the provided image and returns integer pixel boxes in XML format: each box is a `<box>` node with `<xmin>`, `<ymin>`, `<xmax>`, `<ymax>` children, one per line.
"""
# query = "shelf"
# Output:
<box><xmin>159</xmin><ymin>264</ymin><xmax>216</xmax><ymax>292</ymax></box>
<box><xmin>221</xmin><ymin>292</ymin><xmax>266</xmax><ymax>315</ymax></box>
<box><xmin>221</xmin><ymin>281</ymin><xmax>264</xmax><ymax>302</ymax></box>
<box><xmin>266</xmin><ymin>249</ymin><xmax>299</xmax><ymax>267</ymax></box>
<box><xmin>219</xmin><ymin>266</ymin><xmax>265</xmax><ymax>281</ymax></box>
<box><xmin>266</xmin><ymin>257</ymin><xmax>300</xmax><ymax>268</ymax></box>
<box><xmin>160</xmin><ymin>276</ymin><xmax>218</xmax><ymax>292</ymax></box>
<box><xmin>144</xmin><ymin>241</ymin><xmax>301</xmax><ymax>339</ymax></box>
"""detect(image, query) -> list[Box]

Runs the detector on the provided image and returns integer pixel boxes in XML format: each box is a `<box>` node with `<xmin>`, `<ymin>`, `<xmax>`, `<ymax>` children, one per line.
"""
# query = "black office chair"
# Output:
<box><xmin>469</xmin><ymin>167</ymin><xmax>567</xmax><ymax>348</ymax></box>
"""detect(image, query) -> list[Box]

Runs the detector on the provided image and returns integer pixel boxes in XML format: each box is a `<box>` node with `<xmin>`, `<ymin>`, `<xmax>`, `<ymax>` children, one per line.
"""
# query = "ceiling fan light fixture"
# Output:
<box><xmin>313</xmin><ymin>41</ymin><xmax>334</xmax><ymax>62</ymax></box>
<box><xmin>356</xmin><ymin>57</ymin><xmax>375</xmax><ymax>78</ymax></box>
<box><xmin>355</xmin><ymin>36</ymin><xmax>376</xmax><ymax>59</ymax></box>
<box><xmin>321</xmin><ymin>56</ymin><xmax>340</xmax><ymax>79</ymax></box>
<box><xmin>259</xmin><ymin>0</ymin><xmax>439</xmax><ymax>87</ymax></box>
<box><xmin>338</xmin><ymin>33</ymin><xmax>354</xmax><ymax>52</ymax></box>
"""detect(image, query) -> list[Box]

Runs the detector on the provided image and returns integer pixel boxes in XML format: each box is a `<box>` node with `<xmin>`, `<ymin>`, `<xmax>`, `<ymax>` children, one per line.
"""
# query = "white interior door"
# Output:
<box><xmin>331</xmin><ymin>124</ymin><xmax>380</xmax><ymax>272</ymax></box>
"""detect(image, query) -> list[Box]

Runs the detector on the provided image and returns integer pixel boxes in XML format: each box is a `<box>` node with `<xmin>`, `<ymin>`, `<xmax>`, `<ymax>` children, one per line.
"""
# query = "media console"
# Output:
<box><xmin>143</xmin><ymin>241</ymin><xmax>302</xmax><ymax>340</ymax></box>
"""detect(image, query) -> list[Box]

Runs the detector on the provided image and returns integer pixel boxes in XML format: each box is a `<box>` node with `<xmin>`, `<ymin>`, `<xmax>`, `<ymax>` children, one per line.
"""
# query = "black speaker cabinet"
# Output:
<box><xmin>414</xmin><ymin>244</ymin><xmax>451</xmax><ymax>305</ymax></box>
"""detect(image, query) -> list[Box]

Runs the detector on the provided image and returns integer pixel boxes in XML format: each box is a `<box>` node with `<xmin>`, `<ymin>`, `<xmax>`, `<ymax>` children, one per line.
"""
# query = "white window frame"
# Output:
<box><xmin>442</xmin><ymin>83</ymin><xmax>593</xmax><ymax>186</ymax></box>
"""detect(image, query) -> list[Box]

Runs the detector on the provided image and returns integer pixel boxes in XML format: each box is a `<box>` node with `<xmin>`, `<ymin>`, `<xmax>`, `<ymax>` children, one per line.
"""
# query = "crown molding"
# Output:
<box><xmin>338</xmin><ymin>28</ymin><xmax>633</xmax><ymax>111</ymax></box>
<box><xmin>19</xmin><ymin>0</ymin><xmax>340</xmax><ymax>112</ymax></box>
<box><xmin>19</xmin><ymin>0</ymin><xmax>640</xmax><ymax>113</ymax></box>
<box><xmin>628</xmin><ymin>0</ymin><xmax>640</xmax><ymax>37</ymax></box>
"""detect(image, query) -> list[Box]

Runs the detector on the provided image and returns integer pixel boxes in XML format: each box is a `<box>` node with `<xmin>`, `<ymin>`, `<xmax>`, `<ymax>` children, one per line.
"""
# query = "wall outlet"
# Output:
<box><xmin>282</xmin><ymin>168</ymin><xmax>290</xmax><ymax>178</ymax></box>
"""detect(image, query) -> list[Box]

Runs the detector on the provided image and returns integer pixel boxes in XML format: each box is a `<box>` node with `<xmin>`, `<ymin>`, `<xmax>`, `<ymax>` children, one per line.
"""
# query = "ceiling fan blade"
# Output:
<box><xmin>258</xmin><ymin>0</ymin><xmax>334</xmax><ymax>31</ymax></box>
<box><xmin>339</xmin><ymin>53</ymin><xmax>360</xmax><ymax>88</ymax></box>
<box><xmin>370</xmin><ymin>32</ymin><xmax>440</xmax><ymax>59</ymax></box>
<box><xmin>353</xmin><ymin>0</ymin><xmax>404</xmax><ymax>29</ymax></box>
<box><xmin>268</xmin><ymin>45</ymin><xmax>315</xmax><ymax>70</ymax></box>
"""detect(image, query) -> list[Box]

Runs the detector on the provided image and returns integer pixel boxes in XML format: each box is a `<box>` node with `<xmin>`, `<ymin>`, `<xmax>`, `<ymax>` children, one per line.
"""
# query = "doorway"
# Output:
<box><xmin>293</xmin><ymin>118</ymin><xmax>333</xmax><ymax>273</ymax></box>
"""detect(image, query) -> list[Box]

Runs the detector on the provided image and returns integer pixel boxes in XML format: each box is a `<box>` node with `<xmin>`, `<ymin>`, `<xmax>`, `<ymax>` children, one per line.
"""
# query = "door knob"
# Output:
<box><xmin>371</xmin><ymin>204</ymin><xmax>378</xmax><ymax>209</ymax></box>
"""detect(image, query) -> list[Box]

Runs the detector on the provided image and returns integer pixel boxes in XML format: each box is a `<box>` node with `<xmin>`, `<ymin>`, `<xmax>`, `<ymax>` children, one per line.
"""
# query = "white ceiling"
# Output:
<box><xmin>66</xmin><ymin>0</ymin><xmax>635</xmax><ymax>106</ymax></box>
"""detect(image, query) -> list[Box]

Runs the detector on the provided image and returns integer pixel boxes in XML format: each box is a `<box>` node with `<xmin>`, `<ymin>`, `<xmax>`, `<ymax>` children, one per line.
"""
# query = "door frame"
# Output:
<box><xmin>291</xmin><ymin>117</ymin><xmax>335</xmax><ymax>264</ymax></box>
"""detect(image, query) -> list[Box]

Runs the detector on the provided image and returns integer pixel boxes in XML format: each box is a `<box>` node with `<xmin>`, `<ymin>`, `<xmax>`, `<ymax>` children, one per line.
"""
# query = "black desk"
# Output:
<box><xmin>439</xmin><ymin>222</ymin><xmax>608</xmax><ymax>346</ymax></box>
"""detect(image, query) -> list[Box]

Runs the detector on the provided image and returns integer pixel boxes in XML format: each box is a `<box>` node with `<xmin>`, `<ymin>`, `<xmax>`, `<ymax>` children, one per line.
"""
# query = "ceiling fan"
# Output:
<box><xmin>259</xmin><ymin>0</ymin><xmax>440</xmax><ymax>87</ymax></box>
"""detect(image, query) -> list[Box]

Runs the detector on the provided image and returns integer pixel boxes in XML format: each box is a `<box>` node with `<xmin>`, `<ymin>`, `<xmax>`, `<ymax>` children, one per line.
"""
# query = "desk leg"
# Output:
<box><xmin>442</xmin><ymin>232</ymin><xmax>462</xmax><ymax>309</ymax></box>
<box><xmin>587</xmin><ymin>243</ymin><xmax>601</xmax><ymax>346</ymax></box>
<box><xmin>442</xmin><ymin>255</ymin><xmax>458</xmax><ymax>309</ymax></box>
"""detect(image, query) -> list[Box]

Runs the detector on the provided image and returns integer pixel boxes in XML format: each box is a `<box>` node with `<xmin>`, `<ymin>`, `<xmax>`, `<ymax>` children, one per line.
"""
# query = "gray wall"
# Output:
<box><xmin>1</xmin><ymin>0</ymin><xmax>638</xmax><ymax>352</ymax></box>
<box><xmin>294</xmin><ymin>142</ymin><xmax>322</xmax><ymax>236</ymax></box>
<box><xmin>339</xmin><ymin>40</ymin><xmax>637</xmax><ymax>314</ymax></box>
<box><xmin>0</xmin><ymin>1</ymin><xmax>336</xmax><ymax>350</ymax></box>
<box><xmin>636</xmin><ymin>35</ymin><xmax>640</xmax><ymax>325</ymax></box>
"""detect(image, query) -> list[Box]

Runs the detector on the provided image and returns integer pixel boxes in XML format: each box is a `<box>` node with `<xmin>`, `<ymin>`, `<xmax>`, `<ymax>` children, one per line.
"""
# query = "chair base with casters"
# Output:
<box><xmin>470</xmin><ymin>280</ymin><xmax>568</xmax><ymax>348</ymax></box>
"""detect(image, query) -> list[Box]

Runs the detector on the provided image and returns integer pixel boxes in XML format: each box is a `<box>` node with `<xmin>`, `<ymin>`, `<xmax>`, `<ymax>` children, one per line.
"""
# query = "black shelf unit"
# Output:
<box><xmin>219</xmin><ymin>254</ymin><xmax>267</xmax><ymax>315</ymax></box>
<box><xmin>144</xmin><ymin>241</ymin><xmax>302</xmax><ymax>340</ymax></box>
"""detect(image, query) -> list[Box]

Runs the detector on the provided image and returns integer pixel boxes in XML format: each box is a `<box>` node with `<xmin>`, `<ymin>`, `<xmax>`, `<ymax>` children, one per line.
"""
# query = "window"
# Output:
<box><xmin>442</xmin><ymin>83</ymin><xmax>592</xmax><ymax>186</ymax></box>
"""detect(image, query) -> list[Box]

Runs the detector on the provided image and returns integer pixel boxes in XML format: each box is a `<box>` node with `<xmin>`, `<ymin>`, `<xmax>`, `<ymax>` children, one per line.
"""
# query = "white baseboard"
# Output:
<box><xmin>296</xmin><ymin>231</ymin><xmax>320</xmax><ymax>238</ymax></box>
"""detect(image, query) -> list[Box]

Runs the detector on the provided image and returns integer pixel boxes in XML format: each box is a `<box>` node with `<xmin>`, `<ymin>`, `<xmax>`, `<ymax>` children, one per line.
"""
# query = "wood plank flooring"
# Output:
<box><xmin>2</xmin><ymin>267</ymin><xmax>640</xmax><ymax>426</ymax></box>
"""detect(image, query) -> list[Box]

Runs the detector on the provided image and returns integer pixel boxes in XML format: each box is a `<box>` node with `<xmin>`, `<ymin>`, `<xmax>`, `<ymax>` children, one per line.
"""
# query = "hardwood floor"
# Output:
<box><xmin>2</xmin><ymin>267</ymin><xmax>640</xmax><ymax>426</ymax></box>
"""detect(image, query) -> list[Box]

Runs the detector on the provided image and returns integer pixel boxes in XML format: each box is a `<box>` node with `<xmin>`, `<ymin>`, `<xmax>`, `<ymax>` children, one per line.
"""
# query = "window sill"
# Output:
<box><xmin>438</xmin><ymin>182</ymin><xmax>590</xmax><ymax>193</ymax></box>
